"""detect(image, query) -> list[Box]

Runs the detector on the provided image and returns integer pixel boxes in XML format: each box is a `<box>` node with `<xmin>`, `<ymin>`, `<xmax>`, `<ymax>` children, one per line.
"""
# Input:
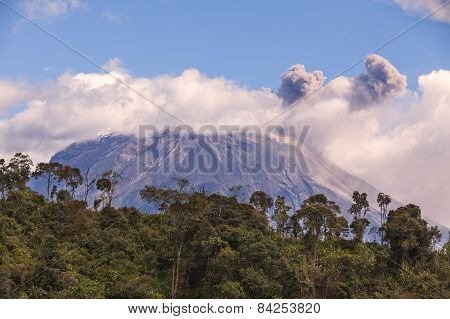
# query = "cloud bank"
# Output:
<box><xmin>285</xmin><ymin>68</ymin><xmax>450</xmax><ymax>227</ymax></box>
<box><xmin>0</xmin><ymin>55</ymin><xmax>449</xmax><ymax>226</ymax></box>
<box><xmin>394</xmin><ymin>0</ymin><xmax>450</xmax><ymax>24</ymax></box>
<box><xmin>0</xmin><ymin>79</ymin><xmax>32</xmax><ymax>114</ymax></box>
<box><xmin>0</xmin><ymin>59</ymin><xmax>281</xmax><ymax>161</ymax></box>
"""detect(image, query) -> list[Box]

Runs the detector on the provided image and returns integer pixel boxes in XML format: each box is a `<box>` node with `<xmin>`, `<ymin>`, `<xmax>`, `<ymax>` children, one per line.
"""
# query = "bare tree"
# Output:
<box><xmin>83</xmin><ymin>166</ymin><xmax>97</xmax><ymax>204</ymax></box>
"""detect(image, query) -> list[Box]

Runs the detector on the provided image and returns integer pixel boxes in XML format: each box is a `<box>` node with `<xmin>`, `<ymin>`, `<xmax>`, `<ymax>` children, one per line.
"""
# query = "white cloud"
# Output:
<box><xmin>284</xmin><ymin>69</ymin><xmax>450</xmax><ymax>227</ymax></box>
<box><xmin>394</xmin><ymin>0</ymin><xmax>450</xmax><ymax>24</ymax></box>
<box><xmin>0</xmin><ymin>79</ymin><xmax>32</xmax><ymax>114</ymax></box>
<box><xmin>20</xmin><ymin>0</ymin><xmax>85</xmax><ymax>21</ymax></box>
<box><xmin>0</xmin><ymin>56</ymin><xmax>449</xmax><ymax>227</ymax></box>
<box><xmin>102</xmin><ymin>10</ymin><xmax>127</xmax><ymax>24</ymax></box>
<box><xmin>0</xmin><ymin>58</ymin><xmax>281</xmax><ymax>162</ymax></box>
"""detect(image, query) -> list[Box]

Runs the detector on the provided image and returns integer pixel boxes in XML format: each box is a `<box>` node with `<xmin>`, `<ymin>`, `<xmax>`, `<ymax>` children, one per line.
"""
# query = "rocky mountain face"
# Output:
<box><xmin>39</xmin><ymin>132</ymin><xmax>448</xmax><ymax>243</ymax></box>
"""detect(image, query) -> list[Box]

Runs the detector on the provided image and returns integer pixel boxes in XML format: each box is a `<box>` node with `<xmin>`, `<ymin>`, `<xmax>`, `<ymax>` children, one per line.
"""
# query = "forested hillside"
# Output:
<box><xmin>0</xmin><ymin>153</ymin><xmax>449</xmax><ymax>298</ymax></box>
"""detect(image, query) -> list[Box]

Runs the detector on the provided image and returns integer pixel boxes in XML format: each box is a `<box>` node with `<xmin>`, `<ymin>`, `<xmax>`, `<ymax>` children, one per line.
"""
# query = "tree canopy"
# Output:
<box><xmin>0</xmin><ymin>155</ymin><xmax>448</xmax><ymax>299</ymax></box>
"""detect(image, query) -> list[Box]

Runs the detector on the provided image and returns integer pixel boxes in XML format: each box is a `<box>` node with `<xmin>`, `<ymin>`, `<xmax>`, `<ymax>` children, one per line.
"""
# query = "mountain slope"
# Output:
<box><xmin>44</xmin><ymin>132</ymin><xmax>448</xmax><ymax>243</ymax></box>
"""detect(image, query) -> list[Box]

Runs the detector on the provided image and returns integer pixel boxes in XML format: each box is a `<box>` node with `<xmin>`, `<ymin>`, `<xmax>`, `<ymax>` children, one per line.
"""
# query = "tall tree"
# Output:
<box><xmin>83</xmin><ymin>166</ymin><xmax>97</xmax><ymax>204</ymax></box>
<box><xmin>32</xmin><ymin>162</ymin><xmax>63</xmax><ymax>200</ymax></box>
<box><xmin>292</xmin><ymin>194</ymin><xmax>347</xmax><ymax>261</ymax></box>
<box><xmin>288</xmin><ymin>212</ymin><xmax>302</xmax><ymax>239</ymax></box>
<box><xmin>349</xmin><ymin>191</ymin><xmax>370</xmax><ymax>242</ymax></box>
<box><xmin>96</xmin><ymin>170</ymin><xmax>122</xmax><ymax>207</ymax></box>
<box><xmin>0</xmin><ymin>158</ymin><xmax>7</xmax><ymax>200</ymax></box>
<box><xmin>377</xmin><ymin>193</ymin><xmax>391</xmax><ymax>244</ymax></box>
<box><xmin>249</xmin><ymin>191</ymin><xmax>273</xmax><ymax>215</ymax></box>
<box><xmin>384</xmin><ymin>204</ymin><xmax>441</xmax><ymax>264</ymax></box>
<box><xmin>140</xmin><ymin>181</ymin><xmax>199</xmax><ymax>298</ymax></box>
<box><xmin>272</xmin><ymin>196</ymin><xmax>291</xmax><ymax>237</ymax></box>
<box><xmin>58</xmin><ymin>165</ymin><xmax>83</xmax><ymax>198</ymax></box>
<box><xmin>5</xmin><ymin>153</ymin><xmax>33</xmax><ymax>192</ymax></box>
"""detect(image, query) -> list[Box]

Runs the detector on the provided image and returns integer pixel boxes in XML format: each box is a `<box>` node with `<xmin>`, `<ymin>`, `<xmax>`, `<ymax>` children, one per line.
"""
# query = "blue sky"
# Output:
<box><xmin>0</xmin><ymin>0</ymin><xmax>449</xmax><ymax>91</ymax></box>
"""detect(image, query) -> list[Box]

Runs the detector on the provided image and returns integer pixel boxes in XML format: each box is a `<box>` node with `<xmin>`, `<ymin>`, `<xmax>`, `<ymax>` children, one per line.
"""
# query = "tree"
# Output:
<box><xmin>1</xmin><ymin>174</ymin><xmax>449</xmax><ymax>299</ymax></box>
<box><xmin>1</xmin><ymin>154</ymin><xmax>34</xmax><ymax>200</ymax></box>
<box><xmin>272</xmin><ymin>196</ymin><xmax>291</xmax><ymax>237</ymax></box>
<box><xmin>349</xmin><ymin>191</ymin><xmax>370</xmax><ymax>242</ymax></box>
<box><xmin>56</xmin><ymin>189</ymin><xmax>72</xmax><ymax>204</ymax></box>
<box><xmin>140</xmin><ymin>181</ymin><xmax>205</xmax><ymax>298</ymax></box>
<box><xmin>140</xmin><ymin>186</ymin><xmax>188</xmax><ymax>210</ymax></box>
<box><xmin>32</xmin><ymin>162</ymin><xmax>63</xmax><ymax>200</ymax></box>
<box><xmin>249</xmin><ymin>191</ymin><xmax>273</xmax><ymax>215</ymax></box>
<box><xmin>96</xmin><ymin>170</ymin><xmax>122</xmax><ymax>207</ymax></box>
<box><xmin>228</xmin><ymin>185</ymin><xmax>244</xmax><ymax>202</ymax></box>
<box><xmin>33</xmin><ymin>163</ymin><xmax>83</xmax><ymax>201</ymax></box>
<box><xmin>83</xmin><ymin>166</ymin><xmax>97</xmax><ymax>204</ymax></box>
<box><xmin>292</xmin><ymin>194</ymin><xmax>347</xmax><ymax>261</ymax></box>
<box><xmin>58</xmin><ymin>165</ymin><xmax>83</xmax><ymax>198</ymax></box>
<box><xmin>0</xmin><ymin>158</ymin><xmax>7</xmax><ymax>200</ymax></box>
<box><xmin>175</xmin><ymin>177</ymin><xmax>189</xmax><ymax>192</ymax></box>
<box><xmin>384</xmin><ymin>204</ymin><xmax>441</xmax><ymax>264</ymax></box>
<box><xmin>5</xmin><ymin>153</ymin><xmax>33</xmax><ymax>192</ymax></box>
<box><xmin>377</xmin><ymin>193</ymin><xmax>391</xmax><ymax>244</ymax></box>
<box><xmin>288</xmin><ymin>212</ymin><xmax>302</xmax><ymax>239</ymax></box>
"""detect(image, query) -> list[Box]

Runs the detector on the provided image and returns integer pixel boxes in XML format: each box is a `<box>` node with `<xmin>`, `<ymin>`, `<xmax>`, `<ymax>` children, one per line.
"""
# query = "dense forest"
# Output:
<box><xmin>0</xmin><ymin>153</ymin><xmax>449</xmax><ymax>298</ymax></box>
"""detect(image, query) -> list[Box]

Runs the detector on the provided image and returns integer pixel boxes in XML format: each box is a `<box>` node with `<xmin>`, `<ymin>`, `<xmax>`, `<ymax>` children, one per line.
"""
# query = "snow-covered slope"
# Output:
<box><xmin>43</xmin><ymin>132</ymin><xmax>448</xmax><ymax>243</ymax></box>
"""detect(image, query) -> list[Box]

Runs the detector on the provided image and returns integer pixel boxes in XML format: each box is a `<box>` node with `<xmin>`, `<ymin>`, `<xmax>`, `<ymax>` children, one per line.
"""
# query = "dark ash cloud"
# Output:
<box><xmin>351</xmin><ymin>54</ymin><xmax>407</xmax><ymax>107</ymax></box>
<box><xmin>278</xmin><ymin>64</ymin><xmax>324</xmax><ymax>105</ymax></box>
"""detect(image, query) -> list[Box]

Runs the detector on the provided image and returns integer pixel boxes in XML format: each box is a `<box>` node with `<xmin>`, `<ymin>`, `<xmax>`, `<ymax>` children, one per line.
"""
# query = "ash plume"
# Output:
<box><xmin>278</xmin><ymin>64</ymin><xmax>324</xmax><ymax>105</ymax></box>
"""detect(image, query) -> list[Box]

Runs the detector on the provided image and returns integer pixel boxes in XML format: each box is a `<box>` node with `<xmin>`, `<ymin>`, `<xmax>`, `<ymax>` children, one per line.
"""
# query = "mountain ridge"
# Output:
<box><xmin>38</xmin><ymin>132</ymin><xmax>448</xmax><ymax>244</ymax></box>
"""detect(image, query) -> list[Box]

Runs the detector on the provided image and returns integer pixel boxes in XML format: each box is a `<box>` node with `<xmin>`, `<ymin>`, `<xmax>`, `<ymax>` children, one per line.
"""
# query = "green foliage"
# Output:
<box><xmin>58</xmin><ymin>166</ymin><xmax>83</xmax><ymax>197</ymax></box>
<box><xmin>0</xmin><ymin>153</ymin><xmax>33</xmax><ymax>198</ymax></box>
<box><xmin>290</xmin><ymin>194</ymin><xmax>348</xmax><ymax>262</ymax></box>
<box><xmin>32</xmin><ymin>162</ymin><xmax>63</xmax><ymax>200</ymax></box>
<box><xmin>272</xmin><ymin>196</ymin><xmax>291</xmax><ymax>237</ymax></box>
<box><xmin>384</xmin><ymin>204</ymin><xmax>441</xmax><ymax>264</ymax></box>
<box><xmin>0</xmin><ymin>159</ymin><xmax>9</xmax><ymax>200</ymax></box>
<box><xmin>377</xmin><ymin>193</ymin><xmax>392</xmax><ymax>244</ymax></box>
<box><xmin>249</xmin><ymin>191</ymin><xmax>273</xmax><ymax>215</ymax></box>
<box><xmin>0</xmin><ymin>156</ymin><xmax>448</xmax><ymax>299</ymax></box>
<box><xmin>377</xmin><ymin>193</ymin><xmax>391</xmax><ymax>225</ymax></box>
<box><xmin>96</xmin><ymin>170</ymin><xmax>122</xmax><ymax>208</ymax></box>
<box><xmin>349</xmin><ymin>191</ymin><xmax>370</xmax><ymax>242</ymax></box>
<box><xmin>32</xmin><ymin>162</ymin><xmax>83</xmax><ymax>201</ymax></box>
